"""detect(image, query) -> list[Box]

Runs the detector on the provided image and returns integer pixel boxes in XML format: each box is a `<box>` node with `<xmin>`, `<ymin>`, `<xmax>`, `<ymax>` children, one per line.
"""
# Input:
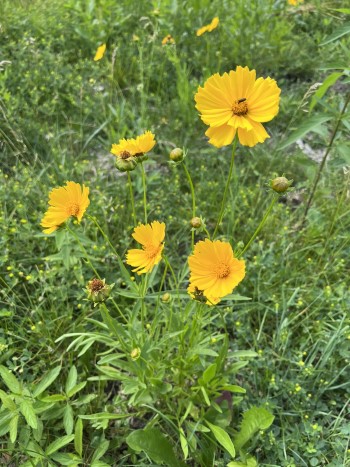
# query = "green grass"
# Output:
<box><xmin>1</xmin><ymin>0</ymin><xmax>350</xmax><ymax>465</ymax></box>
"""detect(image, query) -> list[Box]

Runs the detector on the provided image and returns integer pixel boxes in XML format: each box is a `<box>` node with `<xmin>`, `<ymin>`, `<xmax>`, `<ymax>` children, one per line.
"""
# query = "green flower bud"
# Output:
<box><xmin>130</xmin><ymin>347</ymin><xmax>141</xmax><ymax>360</ymax></box>
<box><xmin>169</xmin><ymin>147</ymin><xmax>184</xmax><ymax>162</ymax></box>
<box><xmin>190</xmin><ymin>217</ymin><xmax>202</xmax><ymax>229</ymax></box>
<box><xmin>161</xmin><ymin>292</ymin><xmax>171</xmax><ymax>303</ymax></box>
<box><xmin>86</xmin><ymin>278</ymin><xmax>113</xmax><ymax>305</ymax></box>
<box><xmin>115</xmin><ymin>151</ymin><xmax>138</xmax><ymax>172</ymax></box>
<box><xmin>135</xmin><ymin>153</ymin><xmax>149</xmax><ymax>163</ymax></box>
<box><xmin>270</xmin><ymin>176</ymin><xmax>293</xmax><ymax>193</ymax></box>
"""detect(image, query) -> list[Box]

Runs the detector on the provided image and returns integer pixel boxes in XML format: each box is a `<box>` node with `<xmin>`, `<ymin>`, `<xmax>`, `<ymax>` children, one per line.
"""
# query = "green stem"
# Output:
<box><xmin>100</xmin><ymin>303</ymin><xmax>128</xmax><ymax>351</ymax></box>
<box><xmin>239</xmin><ymin>193</ymin><xmax>279</xmax><ymax>258</ymax></box>
<box><xmin>127</xmin><ymin>171</ymin><xmax>137</xmax><ymax>227</ymax></box>
<box><xmin>88</xmin><ymin>215</ymin><xmax>121</xmax><ymax>260</ymax></box>
<box><xmin>66</xmin><ymin>224</ymin><xmax>100</xmax><ymax>277</ymax></box>
<box><xmin>140</xmin><ymin>162</ymin><xmax>148</xmax><ymax>223</ymax></box>
<box><xmin>183</xmin><ymin>162</ymin><xmax>196</xmax><ymax>249</ymax></box>
<box><xmin>302</xmin><ymin>92</ymin><xmax>350</xmax><ymax>223</ymax></box>
<box><xmin>213</xmin><ymin>137</ymin><xmax>237</xmax><ymax>238</ymax></box>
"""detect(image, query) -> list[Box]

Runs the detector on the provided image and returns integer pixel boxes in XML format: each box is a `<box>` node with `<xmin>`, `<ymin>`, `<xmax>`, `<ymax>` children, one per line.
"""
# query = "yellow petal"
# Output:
<box><xmin>94</xmin><ymin>43</ymin><xmax>106</xmax><ymax>61</ymax></box>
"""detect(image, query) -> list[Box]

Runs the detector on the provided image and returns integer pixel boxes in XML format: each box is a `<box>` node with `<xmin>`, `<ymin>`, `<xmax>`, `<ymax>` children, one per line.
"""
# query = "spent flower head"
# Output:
<box><xmin>86</xmin><ymin>278</ymin><xmax>114</xmax><ymax>306</ymax></box>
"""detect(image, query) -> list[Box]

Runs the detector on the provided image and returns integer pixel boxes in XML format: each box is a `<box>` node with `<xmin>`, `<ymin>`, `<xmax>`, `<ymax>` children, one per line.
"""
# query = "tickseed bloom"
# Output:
<box><xmin>126</xmin><ymin>221</ymin><xmax>165</xmax><ymax>274</ymax></box>
<box><xmin>188</xmin><ymin>239</ymin><xmax>245</xmax><ymax>305</ymax></box>
<box><xmin>94</xmin><ymin>43</ymin><xmax>106</xmax><ymax>61</ymax></box>
<box><xmin>110</xmin><ymin>131</ymin><xmax>156</xmax><ymax>170</ymax></box>
<box><xmin>41</xmin><ymin>181</ymin><xmax>90</xmax><ymax>234</ymax></box>
<box><xmin>195</xmin><ymin>66</ymin><xmax>281</xmax><ymax>148</ymax></box>
<box><xmin>196</xmin><ymin>17</ymin><xmax>219</xmax><ymax>37</ymax></box>
<box><xmin>288</xmin><ymin>0</ymin><xmax>303</xmax><ymax>5</ymax></box>
<box><xmin>162</xmin><ymin>34</ymin><xmax>175</xmax><ymax>45</ymax></box>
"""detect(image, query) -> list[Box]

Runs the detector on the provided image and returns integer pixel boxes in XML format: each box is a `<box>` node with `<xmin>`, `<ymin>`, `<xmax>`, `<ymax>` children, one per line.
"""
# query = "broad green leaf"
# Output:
<box><xmin>0</xmin><ymin>389</ymin><xmax>16</xmax><ymax>411</ymax></box>
<box><xmin>279</xmin><ymin>115</ymin><xmax>332</xmax><ymax>150</ymax></box>
<box><xmin>63</xmin><ymin>404</ymin><xmax>74</xmax><ymax>435</ymax></box>
<box><xmin>20</xmin><ymin>399</ymin><xmax>38</xmax><ymax>429</ymax></box>
<box><xmin>321</xmin><ymin>23</ymin><xmax>350</xmax><ymax>45</ymax></box>
<box><xmin>91</xmin><ymin>439</ymin><xmax>109</xmax><ymax>462</ymax></box>
<box><xmin>74</xmin><ymin>418</ymin><xmax>83</xmax><ymax>457</ymax></box>
<box><xmin>310</xmin><ymin>72</ymin><xmax>343</xmax><ymax>111</ymax></box>
<box><xmin>0</xmin><ymin>365</ymin><xmax>21</xmax><ymax>394</ymax></box>
<box><xmin>126</xmin><ymin>428</ymin><xmax>185</xmax><ymax>467</ymax></box>
<box><xmin>33</xmin><ymin>366</ymin><xmax>61</xmax><ymax>398</ymax></box>
<box><xmin>49</xmin><ymin>452</ymin><xmax>82</xmax><ymax>465</ymax></box>
<box><xmin>65</xmin><ymin>366</ymin><xmax>78</xmax><ymax>395</ymax></box>
<box><xmin>45</xmin><ymin>434</ymin><xmax>75</xmax><ymax>455</ymax></box>
<box><xmin>233</xmin><ymin>406</ymin><xmax>274</xmax><ymax>450</ymax></box>
<box><xmin>221</xmin><ymin>385</ymin><xmax>246</xmax><ymax>394</ymax></box>
<box><xmin>201</xmin><ymin>364</ymin><xmax>217</xmax><ymax>385</ymax></box>
<box><xmin>0</xmin><ymin>410</ymin><xmax>14</xmax><ymax>436</ymax></box>
<box><xmin>205</xmin><ymin>421</ymin><xmax>235</xmax><ymax>458</ymax></box>
<box><xmin>228</xmin><ymin>456</ymin><xmax>257</xmax><ymax>467</ymax></box>
<box><xmin>9</xmin><ymin>414</ymin><xmax>18</xmax><ymax>443</ymax></box>
<box><xmin>40</xmin><ymin>394</ymin><xmax>67</xmax><ymax>402</ymax></box>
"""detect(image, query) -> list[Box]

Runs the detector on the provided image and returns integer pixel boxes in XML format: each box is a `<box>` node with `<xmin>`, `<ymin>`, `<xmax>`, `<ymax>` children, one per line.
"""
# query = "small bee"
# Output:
<box><xmin>238</xmin><ymin>98</ymin><xmax>247</xmax><ymax>103</ymax></box>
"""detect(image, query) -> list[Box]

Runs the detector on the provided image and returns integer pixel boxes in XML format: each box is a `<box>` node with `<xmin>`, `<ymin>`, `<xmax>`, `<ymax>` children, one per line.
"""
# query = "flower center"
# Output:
<box><xmin>89</xmin><ymin>278</ymin><xmax>104</xmax><ymax>293</ymax></box>
<box><xmin>144</xmin><ymin>244</ymin><xmax>160</xmax><ymax>259</ymax></box>
<box><xmin>232</xmin><ymin>98</ymin><xmax>248</xmax><ymax>116</ymax></box>
<box><xmin>67</xmin><ymin>203</ymin><xmax>80</xmax><ymax>216</ymax></box>
<box><xmin>120</xmin><ymin>150</ymin><xmax>131</xmax><ymax>159</ymax></box>
<box><xmin>215</xmin><ymin>262</ymin><xmax>231</xmax><ymax>279</ymax></box>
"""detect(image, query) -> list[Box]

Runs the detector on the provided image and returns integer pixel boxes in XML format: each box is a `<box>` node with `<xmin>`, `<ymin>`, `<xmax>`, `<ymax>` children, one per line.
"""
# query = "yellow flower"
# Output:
<box><xmin>196</xmin><ymin>17</ymin><xmax>219</xmax><ymax>36</ymax></box>
<box><xmin>195</xmin><ymin>66</ymin><xmax>281</xmax><ymax>148</ymax></box>
<box><xmin>94</xmin><ymin>43</ymin><xmax>106</xmax><ymax>61</ymax></box>
<box><xmin>126</xmin><ymin>221</ymin><xmax>165</xmax><ymax>274</ymax></box>
<box><xmin>162</xmin><ymin>34</ymin><xmax>175</xmax><ymax>45</ymax></box>
<box><xmin>41</xmin><ymin>181</ymin><xmax>90</xmax><ymax>234</ymax></box>
<box><xmin>288</xmin><ymin>0</ymin><xmax>303</xmax><ymax>5</ymax></box>
<box><xmin>111</xmin><ymin>131</ymin><xmax>156</xmax><ymax>158</ymax></box>
<box><xmin>188</xmin><ymin>239</ymin><xmax>245</xmax><ymax>305</ymax></box>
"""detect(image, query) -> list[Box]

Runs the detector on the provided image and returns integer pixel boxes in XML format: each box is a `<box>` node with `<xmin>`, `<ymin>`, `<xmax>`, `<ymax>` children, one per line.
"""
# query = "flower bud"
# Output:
<box><xmin>115</xmin><ymin>156</ymin><xmax>137</xmax><ymax>172</ymax></box>
<box><xmin>169</xmin><ymin>147</ymin><xmax>184</xmax><ymax>162</ymax></box>
<box><xmin>270</xmin><ymin>176</ymin><xmax>292</xmax><ymax>193</ymax></box>
<box><xmin>161</xmin><ymin>292</ymin><xmax>171</xmax><ymax>303</ymax></box>
<box><xmin>190</xmin><ymin>217</ymin><xmax>202</xmax><ymax>229</ymax></box>
<box><xmin>130</xmin><ymin>347</ymin><xmax>141</xmax><ymax>360</ymax></box>
<box><xmin>86</xmin><ymin>278</ymin><xmax>113</xmax><ymax>305</ymax></box>
<box><xmin>135</xmin><ymin>153</ymin><xmax>149</xmax><ymax>163</ymax></box>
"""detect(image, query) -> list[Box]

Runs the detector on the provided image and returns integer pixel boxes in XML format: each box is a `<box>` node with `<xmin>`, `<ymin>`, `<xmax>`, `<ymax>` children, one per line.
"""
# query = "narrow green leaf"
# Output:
<box><xmin>0</xmin><ymin>389</ymin><xmax>17</xmax><ymax>411</ymax></box>
<box><xmin>179</xmin><ymin>426</ymin><xmax>188</xmax><ymax>460</ymax></box>
<box><xmin>33</xmin><ymin>366</ymin><xmax>61</xmax><ymax>398</ymax></box>
<box><xmin>0</xmin><ymin>365</ymin><xmax>21</xmax><ymax>394</ymax></box>
<box><xmin>91</xmin><ymin>439</ymin><xmax>109</xmax><ymax>462</ymax></box>
<box><xmin>67</xmin><ymin>382</ymin><xmax>87</xmax><ymax>399</ymax></box>
<box><xmin>9</xmin><ymin>414</ymin><xmax>18</xmax><ymax>443</ymax></box>
<box><xmin>221</xmin><ymin>385</ymin><xmax>246</xmax><ymax>394</ymax></box>
<box><xmin>63</xmin><ymin>404</ymin><xmax>74</xmax><ymax>435</ymax></box>
<box><xmin>233</xmin><ymin>406</ymin><xmax>274</xmax><ymax>450</ymax></box>
<box><xmin>200</xmin><ymin>386</ymin><xmax>211</xmax><ymax>406</ymax></box>
<box><xmin>229</xmin><ymin>350</ymin><xmax>258</xmax><ymax>359</ymax></box>
<box><xmin>310</xmin><ymin>72</ymin><xmax>343</xmax><ymax>111</ymax></box>
<box><xmin>74</xmin><ymin>418</ymin><xmax>83</xmax><ymax>457</ymax></box>
<box><xmin>65</xmin><ymin>366</ymin><xmax>78</xmax><ymax>395</ymax></box>
<box><xmin>79</xmin><ymin>412</ymin><xmax>129</xmax><ymax>420</ymax></box>
<box><xmin>279</xmin><ymin>115</ymin><xmax>332</xmax><ymax>150</ymax></box>
<box><xmin>40</xmin><ymin>394</ymin><xmax>67</xmax><ymax>402</ymax></box>
<box><xmin>321</xmin><ymin>23</ymin><xmax>350</xmax><ymax>45</ymax></box>
<box><xmin>45</xmin><ymin>434</ymin><xmax>75</xmax><ymax>455</ymax></box>
<box><xmin>201</xmin><ymin>364</ymin><xmax>217</xmax><ymax>385</ymax></box>
<box><xmin>206</xmin><ymin>421</ymin><xmax>236</xmax><ymax>458</ymax></box>
<box><xmin>20</xmin><ymin>399</ymin><xmax>38</xmax><ymax>429</ymax></box>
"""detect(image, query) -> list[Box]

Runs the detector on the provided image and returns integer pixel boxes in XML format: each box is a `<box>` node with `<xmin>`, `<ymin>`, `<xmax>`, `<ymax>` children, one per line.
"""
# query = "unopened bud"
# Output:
<box><xmin>169</xmin><ymin>147</ymin><xmax>184</xmax><ymax>162</ymax></box>
<box><xmin>190</xmin><ymin>217</ymin><xmax>202</xmax><ymax>229</ymax></box>
<box><xmin>270</xmin><ymin>176</ymin><xmax>292</xmax><ymax>193</ymax></box>
<box><xmin>130</xmin><ymin>347</ymin><xmax>141</xmax><ymax>360</ymax></box>
<box><xmin>161</xmin><ymin>292</ymin><xmax>171</xmax><ymax>303</ymax></box>
<box><xmin>86</xmin><ymin>278</ymin><xmax>114</xmax><ymax>305</ymax></box>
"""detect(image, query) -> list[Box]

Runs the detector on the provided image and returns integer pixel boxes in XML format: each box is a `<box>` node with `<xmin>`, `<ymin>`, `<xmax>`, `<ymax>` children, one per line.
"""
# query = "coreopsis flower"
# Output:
<box><xmin>195</xmin><ymin>66</ymin><xmax>281</xmax><ymax>148</ymax></box>
<box><xmin>126</xmin><ymin>221</ymin><xmax>165</xmax><ymax>274</ymax></box>
<box><xmin>288</xmin><ymin>0</ymin><xmax>303</xmax><ymax>5</ymax></box>
<box><xmin>196</xmin><ymin>17</ymin><xmax>219</xmax><ymax>37</ymax></box>
<box><xmin>110</xmin><ymin>131</ymin><xmax>156</xmax><ymax>169</ymax></box>
<box><xmin>188</xmin><ymin>239</ymin><xmax>245</xmax><ymax>305</ymax></box>
<box><xmin>162</xmin><ymin>34</ymin><xmax>175</xmax><ymax>45</ymax></box>
<box><xmin>41</xmin><ymin>181</ymin><xmax>90</xmax><ymax>234</ymax></box>
<box><xmin>94</xmin><ymin>43</ymin><xmax>106</xmax><ymax>61</ymax></box>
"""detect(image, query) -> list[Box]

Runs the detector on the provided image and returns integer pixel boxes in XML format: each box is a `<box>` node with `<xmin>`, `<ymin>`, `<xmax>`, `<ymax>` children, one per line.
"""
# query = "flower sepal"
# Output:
<box><xmin>115</xmin><ymin>156</ymin><xmax>138</xmax><ymax>172</ymax></box>
<box><xmin>85</xmin><ymin>278</ymin><xmax>114</xmax><ymax>306</ymax></box>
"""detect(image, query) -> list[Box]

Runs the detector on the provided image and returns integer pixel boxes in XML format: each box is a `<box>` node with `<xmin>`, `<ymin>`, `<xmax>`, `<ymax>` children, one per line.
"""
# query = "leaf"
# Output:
<box><xmin>179</xmin><ymin>426</ymin><xmax>188</xmax><ymax>460</ymax></box>
<box><xmin>0</xmin><ymin>365</ymin><xmax>21</xmax><ymax>394</ymax></box>
<box><xmin>33</xmin><ymin>366</ymin><xmax>61</xmax><ymax>398</ymax></box>
<box><xmin>201</xmin><ymin>364</ymin><xmax>217</xmax><ymax>385</ymax></box>
<box><xmin>309</xmin><ymin>72</ymin><xmax>343</xmax><ymax>111</ymax></box>
<box><xmin>63</xmin><ymin>404</ymin><xmax>74</xmax><ymax>435</ymax></box>
<box><xmin>126</xmin><ymin>428</ymin><xmax>185</xmax><ymax>467</ymax></box>
<box><xmin>321</xmin><ymin>23</ymin><xmax>350</xmax><ymax>45</ymax></box>
<box><xmin>79</xmin><ymin>412</ymin><xmax>129</xmax><ymax>420</ymax></box>
<box><xmin>0</xmin><ymin>389</ymin><xmax>16</xmax><ymax>411</ymax></box>
<box><xmin>221</xmin><ymin>385</ymin><xmax>246</xmax><ymax>394</ymax></box>
<box><xmin>227</xmin><ymin>456</ymin><xmax>257</xmax><ymax>467</ymax></box>
<box><xmin>67</xmin><ymin>382</ymin><xmax>87</xmax><ymax>399</ymax></box>
<box><xmin>45</xmin><ymin>434</ymin><xmax>75</xmax><ymax>455</ymax></box>
<box><xmin>279</xmin><ymin>115</ymin><xmax>332</xmax><ymax>150</ymax></box>
<box><xmin>65</xmin><ymin>366</ymin><xmax>78</xmax><ymax>395</ymax></box>
<box><xmin>20</xmin><ymin>399</ymin><xmax>38</xmax><ymax>429</ymax></box>
<box><xmin>9</xmin><ymin>414</ymin><xmax>18</xmax><ymax>443</ymax></box>
<box><xmin>40</xmin><ymin>394</ymin><xmax>67</xmax><ymax>402</ymax></box>
<box><xmin>74</xmin><ymin>418</ymin><xmax>83</xmax><ymax>457</ymax></box>
<box><xmin>91</xmin><ymin>439</ymin><xmax>109</xmax><ymax>462</ymax></box>
<box><xmin>233</xmin><ymin>406</ymin><xmax>274</xmax><ymax>450</ymax></box>
<box><xmin>205</xmin><ymin>421</ymin><xmax>235</xmax><ymax>458</ymax></box>
<box><xmin>229</xmin><ymin>350</ymin><xmax>258</xmax><ymax>359</ymax></box>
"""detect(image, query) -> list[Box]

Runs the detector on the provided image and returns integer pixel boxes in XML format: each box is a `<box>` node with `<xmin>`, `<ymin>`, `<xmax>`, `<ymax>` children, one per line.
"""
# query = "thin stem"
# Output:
<box><xmin>302</xmin><ymin>93</ymin><xmax>350</xmax><ymax>223</ymax></box>
<box><xmin>239</xmin><ymin>193</ymin><xmax>279</xmax><ymax>258</ymax></box>
<box><xmin>183</xmin><ymin>162</ymin><xmax>196</xmax><ymax>249</ymax></box>
<box><xmin>127</xmin><ymin>171</ymin><xmax>137</xmax><ymax>227</ymax></box>
<box><xmin>88</xmin><ymin>215</ymin><xmax>121</xmax><ymax>260</ymax></box>
<box><xmin>66</xmin><ymin>224</ymin><xmax>100</xmax><ymax>277</ymax></box>
<box><xmin>140</xmin><ymin>162</ymin><xmax>148</xmax><ymax>223</ymax></box>
<box><xmin>213</xmin><ymin>137</ymin><xmax>237</xmax><ymax>238</ymax></box>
